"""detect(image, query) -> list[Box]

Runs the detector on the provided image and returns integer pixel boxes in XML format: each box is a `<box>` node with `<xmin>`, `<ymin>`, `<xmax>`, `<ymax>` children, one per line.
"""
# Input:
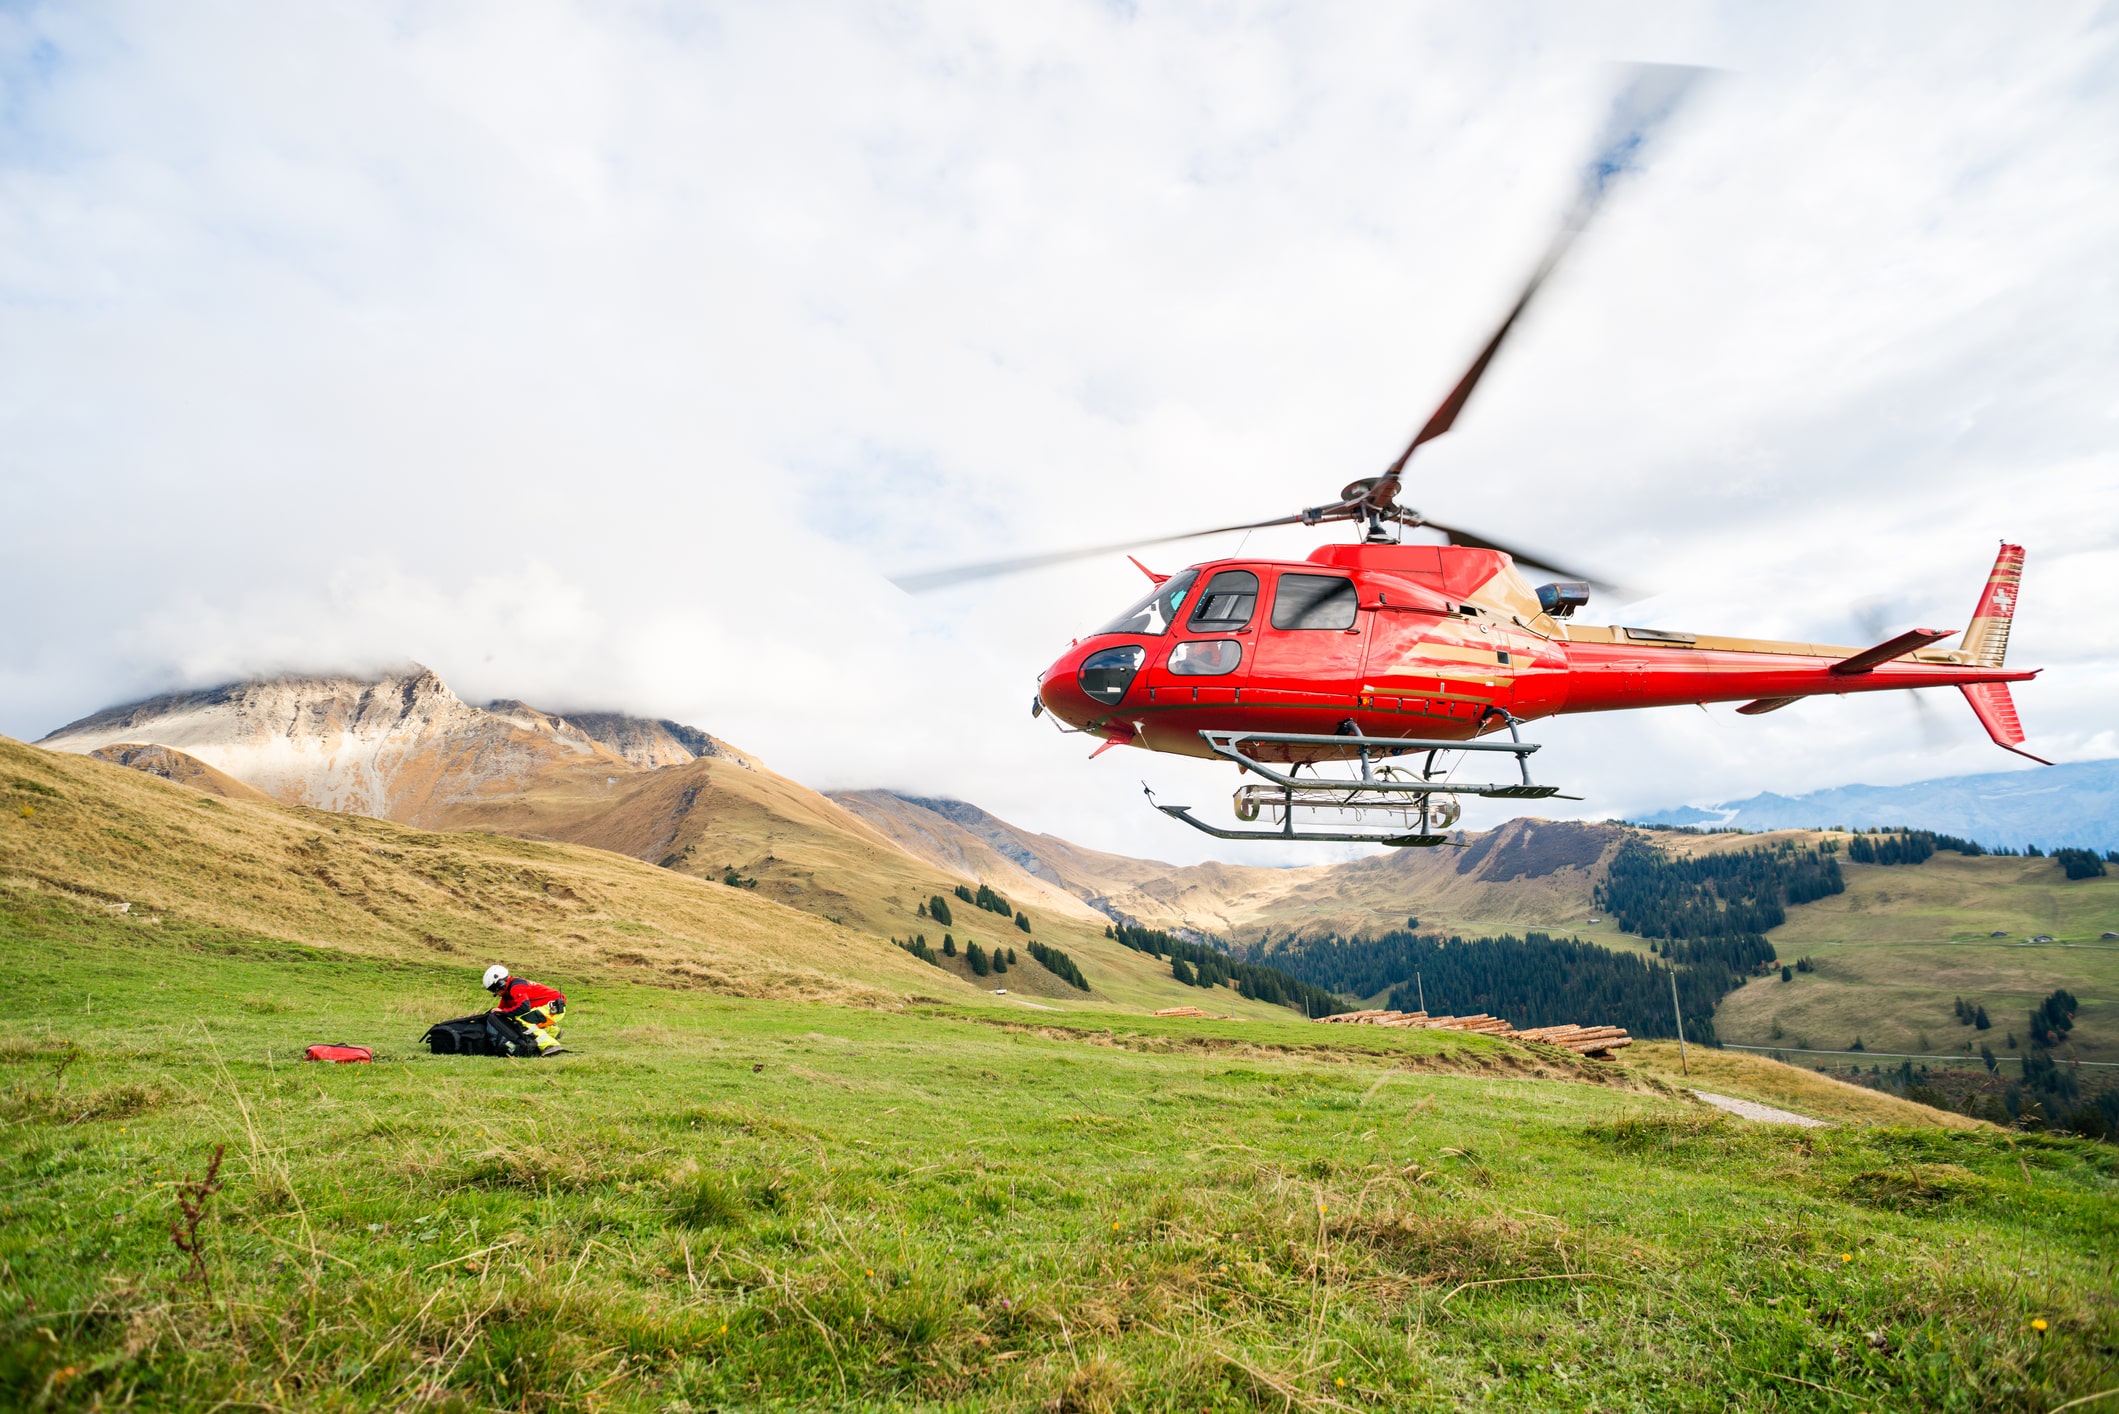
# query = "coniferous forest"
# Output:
<box><xmin>1592</xmin><ymin>838</ymin><xmax>1841</xmax><ymax>974</ymax></box>
<box><xmin>1233</xmin><ymin>838</ymin><xmax>1860</xmax><ymax>1043</ymax></box>
<box><xmin>1107</xmin><ymin>924</ymin><xmax>1345</xmax><ymax>1017</ymax></box>
<box><xmin>1247</xmin><ymin>929</ymin><xmax>1728</xmax><ymax>1043</ymax></box>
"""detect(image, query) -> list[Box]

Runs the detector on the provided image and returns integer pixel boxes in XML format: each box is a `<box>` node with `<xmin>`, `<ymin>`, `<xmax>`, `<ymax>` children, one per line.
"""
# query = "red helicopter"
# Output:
<box><xmin>894</xmin><ymin>67</ymin><xmax>2045</xmax><ymax>846</ymax></box>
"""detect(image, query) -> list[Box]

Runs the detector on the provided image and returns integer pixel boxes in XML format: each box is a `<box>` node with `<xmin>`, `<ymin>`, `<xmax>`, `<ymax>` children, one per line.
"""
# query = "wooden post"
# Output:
<box><xmin>1670</xmin><ymin>968</ymin><xmax>1689</xmax><ymax>1076</ymax></box>
<box><xmin>1417</xmin><ymin>970</ymin><xmax>1425</xmax><ymax>1014</ymax></box>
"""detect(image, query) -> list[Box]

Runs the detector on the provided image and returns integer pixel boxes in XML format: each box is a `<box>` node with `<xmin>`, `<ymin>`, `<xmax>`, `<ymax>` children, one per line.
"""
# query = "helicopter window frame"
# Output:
<box><xmin>1093</xmin><ymin>568</ymin><xmax>1201</xmax><ymax>638</ymax></box>
<box><xmin>1269</xmin><ymin>573</ymin><xmax>1360</xmax><ymax>631</ymax></box>
<box><xmin>1078</xmin><ymin>644</ymin><xmax>1147</xmax><ymax>705</ymax></box>
<box><xmin>1166</xmin><ymin>639</ymin><xmax>1243</xmax><ymax>676</ymax></box>
<box><xmin>1187</xmin><ymin>569</ymin><xmax>1260</xmax><ymax>633</ymax></box>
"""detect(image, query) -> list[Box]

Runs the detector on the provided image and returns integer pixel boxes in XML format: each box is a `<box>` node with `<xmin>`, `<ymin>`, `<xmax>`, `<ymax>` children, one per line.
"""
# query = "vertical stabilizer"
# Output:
<box><xmin>1960</xmin><ymin>542</ymin><xmax>2024</xmax><ymax>668</ymax></box>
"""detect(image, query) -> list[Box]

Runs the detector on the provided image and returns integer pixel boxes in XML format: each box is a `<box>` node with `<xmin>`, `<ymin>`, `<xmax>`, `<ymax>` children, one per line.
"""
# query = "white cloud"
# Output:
<box><xmin>2</xmin><ymin>1</ymin><xmax>2114</xmax><ymax>865</ymax></box>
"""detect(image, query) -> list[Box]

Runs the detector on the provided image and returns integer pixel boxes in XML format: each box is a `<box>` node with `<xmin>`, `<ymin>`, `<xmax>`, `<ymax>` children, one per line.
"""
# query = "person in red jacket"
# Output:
<box><xmin>482</xmin><ymin>964</ymin><xmax>567</xmax><ymax>1055</ymax></box>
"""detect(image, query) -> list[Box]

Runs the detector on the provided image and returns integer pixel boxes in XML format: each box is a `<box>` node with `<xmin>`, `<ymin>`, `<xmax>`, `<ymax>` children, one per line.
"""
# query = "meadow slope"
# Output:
<box><xmin>0</xmin><ymin>737</ymin><xmax>1270</xmax><ymax>1019</ymax></box>
<box><xmin>1</xmin><ymin>896</ymin><xmax>2112</xmax><ymax>1412</ymax></box>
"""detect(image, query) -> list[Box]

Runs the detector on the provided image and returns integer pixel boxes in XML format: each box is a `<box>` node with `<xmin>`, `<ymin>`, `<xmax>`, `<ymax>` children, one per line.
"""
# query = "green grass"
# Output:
<box><xmin>1724</xmin><ymin>851</ymin><xmax>2119</xmax><ymax>1065</ymax></box>
<box><xmin>4</xmin><ymin>892</ymin><xmax>2116</xmax><ymax>1411</ymax></box>
<box><xmin>1718</xmin><ymin>938</ymin><xmax>2119</xmax><ymax>1066</ymax></box>
<box><xmin>1773</xmin><ymin>855</ymin><xmax>2119</xmax><ymax>947</ymax></box>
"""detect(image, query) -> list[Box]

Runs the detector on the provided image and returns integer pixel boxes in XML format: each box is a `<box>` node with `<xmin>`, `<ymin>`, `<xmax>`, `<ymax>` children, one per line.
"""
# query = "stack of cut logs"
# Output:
<box><xmin>1153</xmin><ymin>1005</ymin><xmax>1237</xmax><ymax>1020</ymax></box>
<box><xmin>1314</xmin><ymin>1009</ymin><xmax>1631</xmax><ymax>1059</ymax></box>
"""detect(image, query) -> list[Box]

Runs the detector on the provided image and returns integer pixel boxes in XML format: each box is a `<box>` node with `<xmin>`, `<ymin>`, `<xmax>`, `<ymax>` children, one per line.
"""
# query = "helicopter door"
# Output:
<box><xmin>1248</xmin><ymin>571</ymin><xmax>1368</xmax><ymax>710</ymax></box>
<box><xmin>1143</xmin><ymin>568</ymin><xmax>1259</xmax><ymax>709</ymax></box>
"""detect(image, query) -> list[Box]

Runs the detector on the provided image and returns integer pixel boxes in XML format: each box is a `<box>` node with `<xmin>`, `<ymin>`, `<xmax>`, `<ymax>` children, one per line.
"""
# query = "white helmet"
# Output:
<box><xmin>482</xmin><ymin>964</ymin><xmax>509</xmax><ymax>991</ymax></box>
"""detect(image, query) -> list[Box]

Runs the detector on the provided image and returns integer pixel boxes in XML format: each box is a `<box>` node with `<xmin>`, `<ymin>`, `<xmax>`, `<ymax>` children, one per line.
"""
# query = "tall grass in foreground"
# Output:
<box><xmin>1</xmin><ymin>896</ymin><xmax>2114</xmax><ymax>1410</ymax></box>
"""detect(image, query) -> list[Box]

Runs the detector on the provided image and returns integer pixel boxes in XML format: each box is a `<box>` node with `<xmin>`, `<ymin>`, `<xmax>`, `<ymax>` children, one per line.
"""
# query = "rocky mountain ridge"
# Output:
<box><xmin>39</xmin><ymin>668</ymin><xmax>755</xmax><ymax>829</ymax></box>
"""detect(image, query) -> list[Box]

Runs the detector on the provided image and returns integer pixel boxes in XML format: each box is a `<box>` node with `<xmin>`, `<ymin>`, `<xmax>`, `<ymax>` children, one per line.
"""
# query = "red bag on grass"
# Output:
<box><xmin>303</xmin><ymin>1044</ymin><xmax>373</xmax><ymax>1063</ymax></box>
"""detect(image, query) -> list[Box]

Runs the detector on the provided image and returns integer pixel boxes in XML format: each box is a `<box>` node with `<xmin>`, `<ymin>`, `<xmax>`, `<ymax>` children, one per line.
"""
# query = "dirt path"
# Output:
<box><xmin>1691</xmin><ymin>1089</ymin><xmax>1830</xmax><ymax>1127</ymax></box>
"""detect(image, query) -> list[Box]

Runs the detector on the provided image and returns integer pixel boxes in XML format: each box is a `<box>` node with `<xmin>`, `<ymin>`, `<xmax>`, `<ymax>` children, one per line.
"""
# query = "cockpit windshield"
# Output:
<box><xmin>1095</xmin><ymin>568</ymin><xmax>1200</xmax><ymax>637</ymax></box>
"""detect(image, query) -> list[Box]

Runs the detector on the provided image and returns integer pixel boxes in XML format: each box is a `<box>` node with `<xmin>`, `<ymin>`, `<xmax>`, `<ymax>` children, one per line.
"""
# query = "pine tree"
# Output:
<box><xmin>1974</xmin><ymin>1005</ymin><xmax>1991</xmax><ymax>1030</ymax></box>
<box><xmin>942</xmin><ymin>934</ymin><xmax>956</xmax><ymax>957</ymax></box>
<box><xmin>930</xmin><ymin>895</ymin><xmax>953</xmax><ymax>927</ymax></box>
<box><xmin>992</xmin><ymin>950</ymin><xmax>1007</xmax><ymax>973</ymax></box>
<box><xmin>917</xmin><ymin>900</ymin><xmax>929</xmax><ymax>919</ymax></box>
<box><xmin>2054</xmin><ymin>848</ymin><xmax>2107</xmax><ymax>880</ymax></box>
<box><xmin>1006</xmin><ymin>948</ymin><xmax>1016</xmax><ymax>964</ymax></box>
<box><xmin>1015</xmin><ymin>911</ymin><xmax>1032</xmax><ymax>932</ymax></box>
<box><xmin>1026</xmin><ymin>940</ymin><xmax>1090</xmax><ymax>991</ymax></box>
<box><xmin>968</xmin><ymin>941</ymin><xmax>990</xmax><ymax>976</ymax></box>
<box><xmin>1171</xmin><ymin>958</ymin><xmax>1196</xmax><ymax>985</ymax></box>
<box><xmin>1780</xmin><ymin>965</ymin><xmax>1792</xmax><ymax>982</ymax></box>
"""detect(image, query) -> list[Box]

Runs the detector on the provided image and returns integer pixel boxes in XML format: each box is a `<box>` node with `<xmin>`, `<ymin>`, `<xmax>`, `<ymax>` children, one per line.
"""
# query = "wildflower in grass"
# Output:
<box><xmin>1840</xmin><ymin>1253</ymin><xmax>1852</xmax><ymax>1262</ymax></box>
<box><xmin>2031</xmin><ymin>1318</ymin><xmax>2048</xmax><ymax>1332</ymax></box>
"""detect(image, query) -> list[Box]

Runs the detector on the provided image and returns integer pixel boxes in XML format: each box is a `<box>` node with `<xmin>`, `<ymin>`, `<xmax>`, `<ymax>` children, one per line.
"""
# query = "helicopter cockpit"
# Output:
<box><xmin>1094</xmin><ymin>569</ymin><xmax>1198</xmax><ymax>637</ymax></box>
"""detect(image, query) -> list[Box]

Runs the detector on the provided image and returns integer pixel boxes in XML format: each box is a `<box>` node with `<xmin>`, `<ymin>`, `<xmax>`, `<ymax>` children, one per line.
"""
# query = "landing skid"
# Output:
<box><xmin>1150</xmin><ymin>725</ymin><xmax>1579</xmax><ymax>847</ymax></box>
<box><xmin>1154</xmin><ymin>803</ymin><xmax>1452</xmax><ymax>848</ymax></box>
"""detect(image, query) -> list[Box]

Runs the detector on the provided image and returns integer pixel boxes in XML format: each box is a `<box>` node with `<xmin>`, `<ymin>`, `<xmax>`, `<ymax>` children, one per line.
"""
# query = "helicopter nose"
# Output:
<box><xmin>1038</xmin><ymin>644</ymin><xmax>1100</xmax><ymax>729</ymax></box>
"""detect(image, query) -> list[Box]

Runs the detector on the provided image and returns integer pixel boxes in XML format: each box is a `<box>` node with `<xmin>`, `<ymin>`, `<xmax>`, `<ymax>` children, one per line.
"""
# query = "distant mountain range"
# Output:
<box><xmin>1636</xmin><ymin>758</ymin><xmax>2119</xmax><ymax>851</ymax></box>
<box><xmin>42</xmin><ymin>668</ymin><xmax>2106</xmax><ymax>948</ymax></box>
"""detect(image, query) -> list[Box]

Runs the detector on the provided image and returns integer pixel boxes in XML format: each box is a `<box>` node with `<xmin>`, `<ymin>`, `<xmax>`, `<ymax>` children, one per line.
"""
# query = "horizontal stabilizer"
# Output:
<box><xmin>1960</xmin><ymin>682</ymin><xmax>2052</xmax><ymax>765</ymax></box>
<box><xmin>1830</xmin><ymin>627</ymin><xmax>1955</xmax><ymax>675</ymax></box>
<box><xmin>1736</xmin><ymin>697</ymin><xmax>1799</xmax><ymax>716</ymax></box>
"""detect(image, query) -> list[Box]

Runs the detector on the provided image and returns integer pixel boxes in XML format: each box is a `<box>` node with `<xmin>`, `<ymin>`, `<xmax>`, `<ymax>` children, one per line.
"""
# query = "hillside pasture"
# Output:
<box><xmin>2</xmin><ymin>893</ymin><xmax>2114</xmax><ymax>1410</ymax></box>
<box><xmin>1718</xmin><ymin>937</ymin><xmax>2119</xmax><ymax>1065</ymax></box>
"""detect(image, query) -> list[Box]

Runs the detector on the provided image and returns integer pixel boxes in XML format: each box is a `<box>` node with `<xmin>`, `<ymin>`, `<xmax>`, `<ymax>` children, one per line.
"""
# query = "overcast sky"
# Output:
<box><xmin>4</xmin><ymin>2</ymin><xmax>2114</xmax><ymax>865</ymax></box>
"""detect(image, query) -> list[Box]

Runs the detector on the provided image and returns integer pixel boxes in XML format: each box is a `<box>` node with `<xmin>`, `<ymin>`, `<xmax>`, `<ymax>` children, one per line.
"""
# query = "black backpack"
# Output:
<box><xmin>421</xmin><ymin>1012</ymin><xmax>538</xmax><ymax>1058</ymax></box>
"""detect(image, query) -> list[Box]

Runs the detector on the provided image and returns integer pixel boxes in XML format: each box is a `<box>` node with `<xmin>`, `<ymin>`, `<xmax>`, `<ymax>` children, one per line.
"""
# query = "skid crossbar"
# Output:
<box><xmin>1154</xmin><ymin>804</ymin><xmax>1450</xmax><ymax>848</ymax></box>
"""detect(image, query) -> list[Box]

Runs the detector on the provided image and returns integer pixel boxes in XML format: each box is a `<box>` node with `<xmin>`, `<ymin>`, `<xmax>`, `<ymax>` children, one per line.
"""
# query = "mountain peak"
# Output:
<box><xmin>537</xmin><ymin>709</ymin><xmax>754</xmax><ymax>772</ymax></box>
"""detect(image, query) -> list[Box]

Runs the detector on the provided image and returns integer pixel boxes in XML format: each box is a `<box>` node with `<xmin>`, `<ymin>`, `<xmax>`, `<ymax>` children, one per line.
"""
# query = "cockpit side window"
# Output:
<box><xmin>1095</xmin><ymin>568</ymin><xmax>1200</xmax><ymax>637</ymax></box>
<box><xmin>1187</xmin><ymin>570</ymin><xmax>1259</xmax><ymax>632</ymax></box>
<box><xmin>1270</xmin><ymin>573</ymin><xmax>1358</xmax><ymax>630</ymax></box>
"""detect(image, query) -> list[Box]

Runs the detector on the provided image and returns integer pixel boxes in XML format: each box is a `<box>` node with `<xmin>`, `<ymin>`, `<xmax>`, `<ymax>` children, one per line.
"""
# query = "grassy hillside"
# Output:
<box><xmin>1717</xmin><ymin>851</ymin><xmax>2119</xmax><ymax>1065</ymax></box>
<box><xmin>2</xmin><ymin>896</ymin><xmax>2112</xmax><ymax>1410</ymax></box>
<box><xmin>0</xmin><ymin>738</ymin><xmax>1279</xmax><ymax>1020</ymax></box>
<box><xmin>1772</xmin><ymin>849</ymin><xmax>2119</xmax><ymax>946</ymax></box>
<box><xmin>1721</xmin><ymin>938</ymin><xmax>2119</xmax><ymax>1064</ymax></box>
<box><xmin>832</xmin><ymin>796</ymin><xmax>1623</xmax><ymax>945</ymax></box>
<box><xmin>1624</xmin><ymin>1041</ymin><xmax>1988</xmax><ymax>1129</ymax></box>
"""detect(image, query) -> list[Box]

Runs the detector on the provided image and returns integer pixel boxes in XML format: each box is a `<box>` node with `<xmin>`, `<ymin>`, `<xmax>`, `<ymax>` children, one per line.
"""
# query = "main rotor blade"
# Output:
<box><xmin>1372</xmin><ymin>63</ymin><xmax>1706</xmax><ymax>502</ymax></box>
<box><xmin>888</xmin><ymin>512</ymin><xmax>1312</xmax><ymax>593</ymax></box>
<box><xmin>1419</xmin><ymin>517</ymin><xmax>1625</xmax><ymax>595</ymax></box>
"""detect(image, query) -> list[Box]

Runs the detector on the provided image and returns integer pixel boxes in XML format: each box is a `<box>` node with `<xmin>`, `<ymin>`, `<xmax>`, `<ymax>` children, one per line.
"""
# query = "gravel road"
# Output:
<box><xmin>1690</xmin><ymin>1089</ymin><xmax>1830</xmax><ymax>1127</ymax></box>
